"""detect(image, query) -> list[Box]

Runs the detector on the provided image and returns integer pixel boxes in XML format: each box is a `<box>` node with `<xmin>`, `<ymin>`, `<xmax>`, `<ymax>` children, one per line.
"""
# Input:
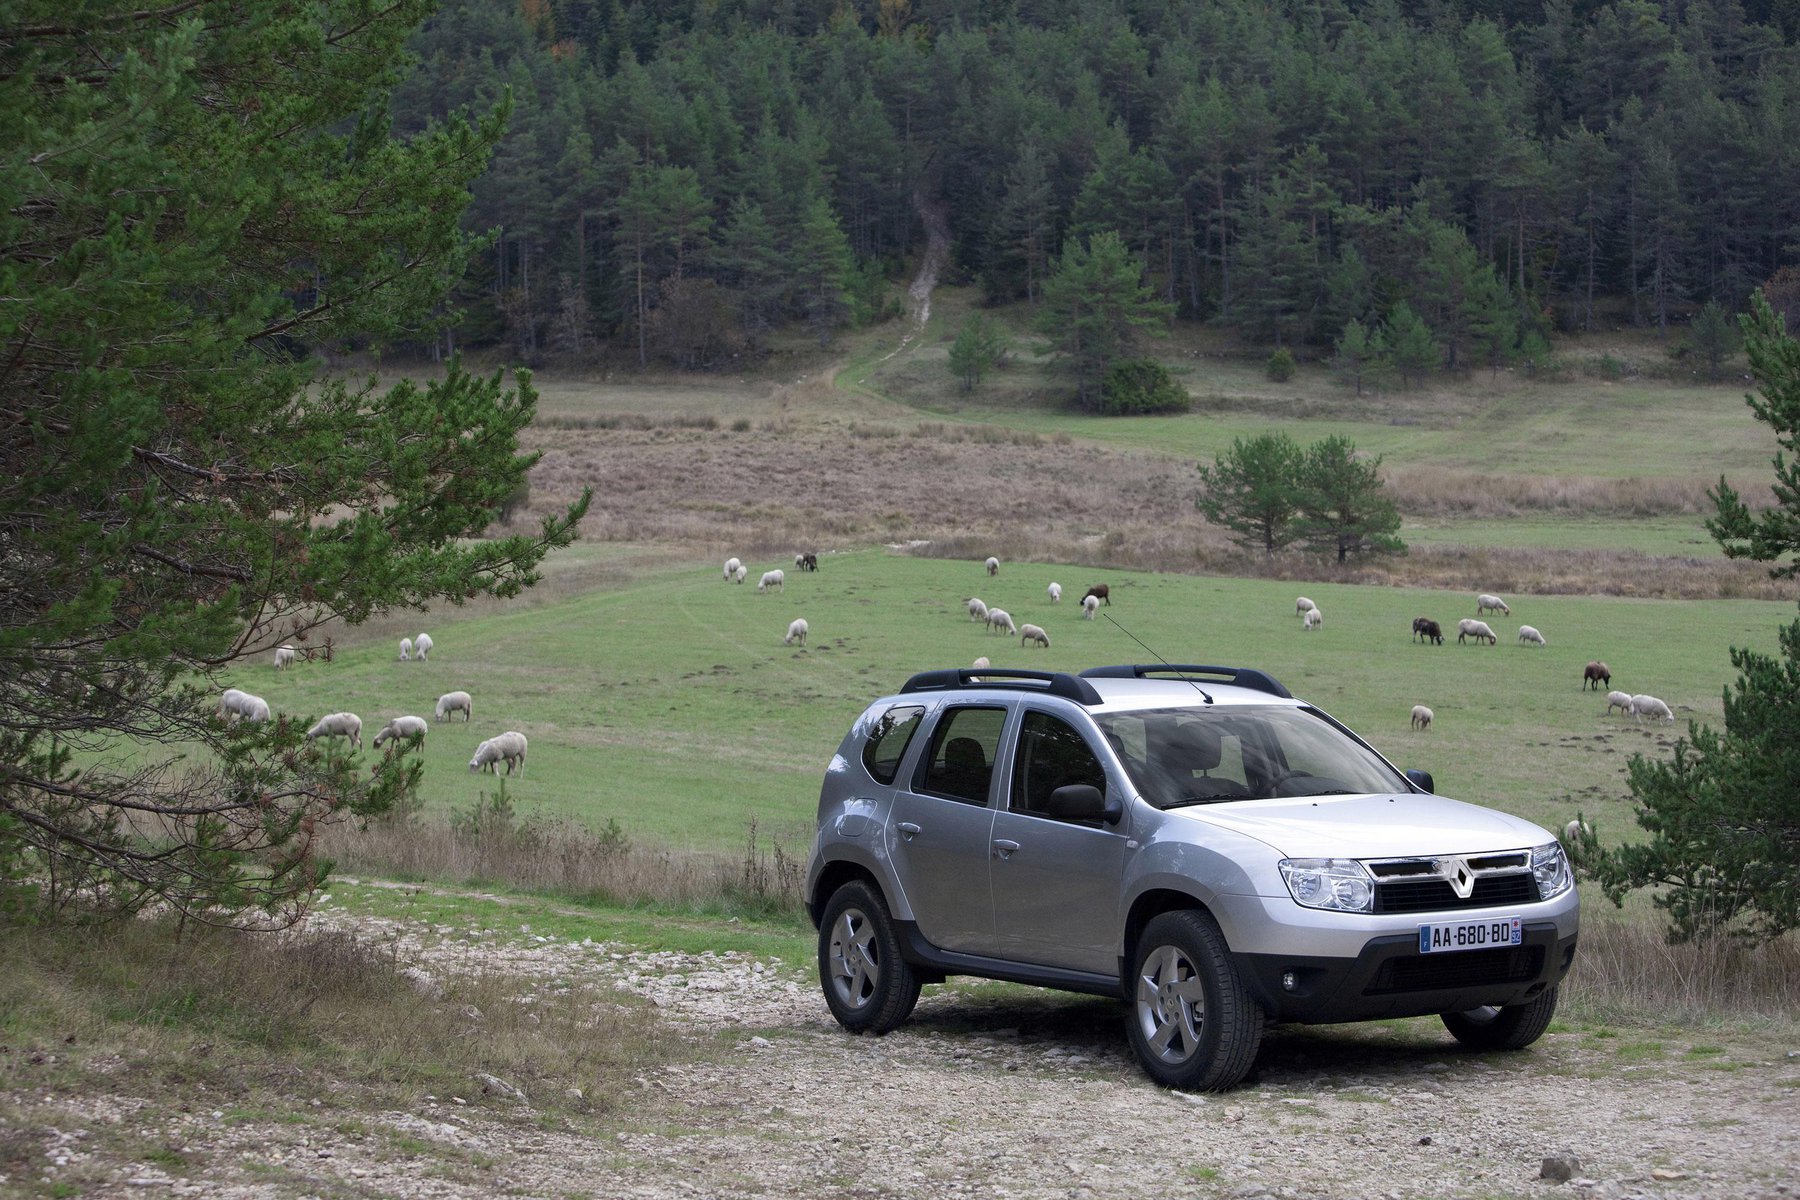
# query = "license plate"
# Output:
<box><xmin>1418</xmin><ymin>916</ymin><xmax>1522</xmax><ymax>953</ymax></box>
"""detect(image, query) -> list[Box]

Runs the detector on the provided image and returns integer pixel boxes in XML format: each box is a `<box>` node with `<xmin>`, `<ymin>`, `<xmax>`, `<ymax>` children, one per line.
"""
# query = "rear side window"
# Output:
<box><xmin>862</xmin><ymin>705</ymin><xmax>924</xmax><ymax>784</ymax></box>
<box><xmin>917</xmin><ymin>706</ymin><xmax>1007</xmax><ymax>805</ymax></box>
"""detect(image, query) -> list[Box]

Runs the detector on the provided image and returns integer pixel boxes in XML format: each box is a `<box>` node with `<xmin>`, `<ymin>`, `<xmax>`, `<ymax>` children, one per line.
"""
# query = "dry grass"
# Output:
<box><xmin>1565</xmin><ymin>907</ymin><xmax>1800</xmax><ymax>1028</ymax></box>
<box><xmin>1386</xmin><ymin>465</ymin><xmax>1773</xmax><ymax>519</ymax></box>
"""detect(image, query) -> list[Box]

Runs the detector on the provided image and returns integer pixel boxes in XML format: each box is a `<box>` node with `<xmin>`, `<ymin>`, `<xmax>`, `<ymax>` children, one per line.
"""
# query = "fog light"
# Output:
<box><xmin>1282</xmin><ymin>971</ymin><xmax>1298</xmax><ymax>991</ymax></box>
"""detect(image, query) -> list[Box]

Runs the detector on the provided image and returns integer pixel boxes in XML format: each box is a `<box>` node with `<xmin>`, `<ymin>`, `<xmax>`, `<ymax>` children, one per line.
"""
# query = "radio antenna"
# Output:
<box><xmin>1101</xmin><ymin>612</ymin><xmax>1213</xmax><ymax>703</ymax></box>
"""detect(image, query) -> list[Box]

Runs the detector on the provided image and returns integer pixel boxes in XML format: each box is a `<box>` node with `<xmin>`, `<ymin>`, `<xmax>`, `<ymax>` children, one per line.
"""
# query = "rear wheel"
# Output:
<box><xmin>1441</xmin><ymin>986</ymin><xmax>1559</xmax><ymax>1050</ymax></box>
<box><xmin>818</xmin><ymin>880</ymin><xmax>921</xmax><ymax>1035</ymax></box>
<box><xmin>1125</xmin><ymin>910</ymin><xmax>1263</xmax><ymax>1091</ymax></box>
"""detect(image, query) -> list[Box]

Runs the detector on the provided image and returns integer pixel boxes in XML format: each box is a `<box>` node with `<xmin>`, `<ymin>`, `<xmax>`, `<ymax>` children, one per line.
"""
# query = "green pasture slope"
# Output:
<box><xmin>221</xmin><ymin>549</ymin><xmax>1792</xmax><ymax>856</ymax></box>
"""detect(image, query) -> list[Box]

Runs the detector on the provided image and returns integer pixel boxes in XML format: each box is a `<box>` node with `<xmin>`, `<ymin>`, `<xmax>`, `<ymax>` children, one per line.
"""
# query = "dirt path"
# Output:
<box><xmin>873</xmin><ymin>187</ymin><xmax>952</xmax><ymax>366</ymax></box>
<box><xmin>28</xmin><ymin>901</ymin><xmax>1795</xmax><ymax>1199</ymax></box>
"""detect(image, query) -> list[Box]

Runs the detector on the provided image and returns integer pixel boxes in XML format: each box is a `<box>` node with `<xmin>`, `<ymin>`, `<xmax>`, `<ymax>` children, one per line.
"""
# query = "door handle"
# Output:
<box><xmin>991</xmin><ymin>839</ymin><xmax>1021</xmax><ymax>859</ymax></box>
<box><xmin>897</xmin><ymin>821</ymin><xmax>921</xmax><ymax>841</ymax></box>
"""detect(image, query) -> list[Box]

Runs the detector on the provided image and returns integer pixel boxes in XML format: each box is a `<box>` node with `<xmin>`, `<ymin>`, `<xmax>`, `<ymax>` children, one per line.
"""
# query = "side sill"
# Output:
<box><xmin>894</xmin><ymin>921</ymin><xmax>1125</xmax><ymax>1000</ymax></box>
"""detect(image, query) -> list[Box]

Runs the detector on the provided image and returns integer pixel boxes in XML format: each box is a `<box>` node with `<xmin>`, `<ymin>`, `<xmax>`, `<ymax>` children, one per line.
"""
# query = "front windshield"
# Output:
<box><xmin>1094</xmin><ymin>705</ymin><xmax>1407</xmax><ymax>808</ymax></box>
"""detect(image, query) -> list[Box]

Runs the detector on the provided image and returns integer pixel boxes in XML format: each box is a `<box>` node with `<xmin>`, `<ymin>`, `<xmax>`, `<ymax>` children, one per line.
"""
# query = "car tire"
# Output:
<box><xmin>818</xmin><ymin>879</ymin><xmax>922</xmax><ymax>1035</ymax></box>
<box><xmin>1125</xmin><ymin>909</ymin><xmax>1263</xmax><ymax>1091</ymax></box>
<box><xmin>1441</xmin><ymin>985</ymin><xmax>1559</xmax><ymax>1050</ymax></box>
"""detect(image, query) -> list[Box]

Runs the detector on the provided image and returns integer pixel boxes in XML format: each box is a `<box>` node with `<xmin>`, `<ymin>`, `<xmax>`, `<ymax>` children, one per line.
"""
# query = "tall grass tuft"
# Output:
<box><xmin>1563</xmin><ymin>908</ymin><xmax>1800</xmax><ymax>1028</ymax></box>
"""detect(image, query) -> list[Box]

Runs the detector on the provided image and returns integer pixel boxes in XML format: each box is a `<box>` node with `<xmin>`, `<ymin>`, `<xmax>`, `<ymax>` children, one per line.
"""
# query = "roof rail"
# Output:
<box><xmin>1078</xmin><ymin>664</ymin><xmax>1293</xmax><ymax>699</ymax></box>
<box><xmin>900</xmin><ymin>668</ymin><xmax>1104</xmax><ymax>706</ymax></box>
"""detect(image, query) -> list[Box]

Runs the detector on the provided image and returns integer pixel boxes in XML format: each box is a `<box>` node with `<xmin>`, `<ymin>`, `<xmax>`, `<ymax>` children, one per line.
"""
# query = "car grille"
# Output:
<box><xmin>1366</xmin><ymin>946</ymin><xmax>1546</xmax><ymax>994</ymax></box>
<box><xmin>1373</xmin><ymin>873</ymin><xmax>1540</xmax><ymax>914</ymax></box>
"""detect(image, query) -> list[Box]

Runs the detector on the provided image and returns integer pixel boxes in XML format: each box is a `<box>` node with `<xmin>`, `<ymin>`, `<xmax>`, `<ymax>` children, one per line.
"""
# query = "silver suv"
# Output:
<box><xmin>803</xmin><ymin>665</ymin><xmax>1578</xmax><ymax>1091</ymax></box>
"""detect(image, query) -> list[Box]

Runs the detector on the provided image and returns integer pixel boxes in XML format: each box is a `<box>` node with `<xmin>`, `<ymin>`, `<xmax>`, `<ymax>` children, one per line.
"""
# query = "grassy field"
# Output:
<box><xmin>221</xmin><ymin>549</ymin><xmax>1791</xmax><ymax>859</ymax></box>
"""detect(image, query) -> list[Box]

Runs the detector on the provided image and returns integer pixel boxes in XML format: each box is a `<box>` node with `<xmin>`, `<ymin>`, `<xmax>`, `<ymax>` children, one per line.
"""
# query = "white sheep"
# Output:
<box><xmin>1047</xmin><ymin>582</ymin><xmax>1062</xmax><ymax>604</ymax></box>
<box><xmin>1562</xmin><ymin>819</ymin><xmax>1590</xmax><ymax>845</ymax></box>
<box><xmin>986</xmin><ymin>607</ymin><xmax>1017</xmax><ymax>636</ymax></box>
<box><xmin>398</xmin><ymin>636</ymin><xmax>412</xmax><ymax>662</ymax></box>
<box><xmin>784</xmin><ymin>617</ymin><xmax>809</xmax><ymax>646</ymax></box>
<box><xmin>306</xmin><ymin>711</ymin><xmax>363</xmax><ymax>749</ymax></box>
<box><xmin>757</xmin><ymin>569</ymin><xmax>785</xmax><ymax>593</ymax></box>
<box><xmin>1457</xmin><ymin>618</ymin><xmax>1497</xmax><ymax>645</ymax></box>
<box><xmin>984</xmin><ymin>556</ymin><xmax>1000</xmax><ymax>576</ymax></box>
<box><xmin>1410</xmin><ymin>704</ymin><xmax>1433</xmax><ymax>731</ymax></box>
<box><xmin>1302</xmin><ymin>607</ymin><xmax>1323</xmax><ymax>631</ymax></box>
<box><xmin>1476</xmin><ymin>593</ymin><xmax>1511</xmax><ymax>616</ymax></box>
<box><xmin>218</xmin><ymin>687</ymin><xmax>271</xmax><ymax>723</ymax></box>
<box><xmin>1020</xmin><ymin>623</ymin><xmax>1050</xmax><ymax>648</ymax></box>
<box><xmin>273</xmin><ymin>645</ymin><xmax>297</xmax><ymax>670</ymax></box>
<box><xmin>414</xmin><ymin>632</ymin><xmax>433</xmax><ymax>661</ymax></box>
<box><xmin>434</xmin><ymin>690</ymin><xmax>473</xmax><ymax>723</ymax></box>
<box><xmin>371</xmin><ymin>715</ymin><xmax>429</xmax><ymax>750</ymax></box>
<box><xmin>469</xmin><ymin>730</ymin><xmax>528</xmax><ymax>775</ymax></box>
<box><xmin>734</xmin><ymin>564</ymin><xmax>748</xmax><ymax>584</ymax></box>
<box><xmin>724</xmin><ymin>556</ymin><xmax>742</xmax><ymax>581</ymax></box>
<box><xmin>1296</xmin><ymin>596</ymin><xmax>1316</xmax><ymax>617</ymax></box>
<box><xmin>1605</xmin><ymin>690</ymin><xmax>1634</xmax><ymax>716</ymax></box>
<box><xmin>1630</xmin><ymin>694</ymin><xmax>1674</xmax><ymax>723</ymax></box>
<box><xmin>1081</xmin><ymin>594</ymin><xmax>1099</xmax><ymax>620</ymax></box>
<box><xmin>967</xmin><ymin>597</ymin><xmax>989</xmax><ymax>623</ymax></box>
<box><xmin>1517</xmin><ymin>625</ymin><xmax>1546</xmax><ymax>646</ymax></box>
<box><xmin>971</xmin><ymin>656</ymin><xmax>990</xmax><ymax>669</ymax></box>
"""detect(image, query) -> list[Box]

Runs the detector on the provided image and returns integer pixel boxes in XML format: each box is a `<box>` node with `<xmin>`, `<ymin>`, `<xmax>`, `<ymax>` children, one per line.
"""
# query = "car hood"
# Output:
<box><xmin>1176</xmin><ymin>793</ymin><xmax>1551</xmax><ymax>859</ymax></box>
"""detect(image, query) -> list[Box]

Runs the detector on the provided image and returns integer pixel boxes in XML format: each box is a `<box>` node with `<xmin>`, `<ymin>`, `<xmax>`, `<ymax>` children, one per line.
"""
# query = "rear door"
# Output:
<box><xmin>886</xmin><ymin>705</ymin><xmax>1007</xmax><ymax>956</ymax></box>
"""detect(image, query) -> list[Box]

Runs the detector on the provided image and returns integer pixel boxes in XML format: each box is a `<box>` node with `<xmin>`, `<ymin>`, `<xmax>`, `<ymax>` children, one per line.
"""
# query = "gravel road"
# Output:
<box><xmin>16</xmin><ymin>902</ymin><xmax>1798</xmax><ymax>1199</ymax></box>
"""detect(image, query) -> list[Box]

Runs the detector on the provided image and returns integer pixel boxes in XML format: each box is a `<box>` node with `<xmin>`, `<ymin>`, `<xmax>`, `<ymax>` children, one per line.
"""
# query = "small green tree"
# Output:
<box><xmin>1332</xmin><ymin>319</ymin><xmax>1383</xmax><ymax>396</ymax></box>
<box><xmin>1575</xmin><ymin>293</ymin><xmax>1800</xmax><ymax>942</ymax></box>
<box><xmin>1686</xmin><ymin>299</ymin><xmax>1741</xmax><ymax>383</ymax></box>
<box><xmin>1293</xmin><ymin>436</ymin><xmax>1406</xmax><ymax>563</ymax></box>
<box><xmin>1265</xmin><ymin>347</ymin><xmax>1296</xmax><ymax>382</ymax></box>
<box><xmin>1100</xmin><ymin>359</ymin><xmax>1189</xmax><ymax>415</ymax></box>
<box><xmin>948</xmin><ymin>313</ymin><xmax>1007</xmax><ymax>392</ymax></box>
<box><xmin>1384</xmin><ymin>302</ymin><xmax>1440</xmax><ymax>390</ymax></box>
<box><xmin>1037</xmin><ymin>231</ymin><xmax>1172</xmax><ymax>412</ymax></box>
<box><xmin>1196</xmin><ymin>434</ymin><xmax>1305</xmax><ymax>556</ymax></box>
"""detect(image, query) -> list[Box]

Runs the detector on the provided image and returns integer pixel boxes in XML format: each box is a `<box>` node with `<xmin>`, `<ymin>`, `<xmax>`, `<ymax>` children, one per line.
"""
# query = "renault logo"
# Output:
<box><xmin>1434</xmin><ymin>857</ymin><xmax>1477</xmax><ymax>899</ymax></box>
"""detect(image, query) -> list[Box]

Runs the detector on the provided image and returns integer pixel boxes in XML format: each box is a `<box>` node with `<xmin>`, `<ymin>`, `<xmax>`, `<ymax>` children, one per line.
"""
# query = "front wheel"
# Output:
<box><xmin>1441</xmin><ymin>986</ymin><xmax>1559</xmax><ymax>1050</ymax></box>
<box><xmin>817</xmin><ymin>880</ymin><xmax>921</xmax><ymax>1035</ymax></box>
<box><xmin>1125</xmin><ymin>910</ymin><xmax>1263</xmax><ymax>1091</ymax></box>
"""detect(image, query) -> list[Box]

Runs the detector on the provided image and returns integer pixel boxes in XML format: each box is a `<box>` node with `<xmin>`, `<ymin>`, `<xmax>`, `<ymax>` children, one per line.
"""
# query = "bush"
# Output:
<box><xmin>1099</xmin><ymin>358</ymin><xmax>1189</xmax><ymax>415</ymax></box>
<box><xmin>1265</xmin><ymin>347</ymin><xmax>1296</xmax><ymax>382</ymax></box>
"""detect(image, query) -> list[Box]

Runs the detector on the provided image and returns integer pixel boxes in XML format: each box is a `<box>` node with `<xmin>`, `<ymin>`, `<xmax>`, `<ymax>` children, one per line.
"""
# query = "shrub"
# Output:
<box><xmin>1099</xmin><ymin>358</ymin><xmax>1189</xmax><ymax>415</ymax></box>
<box><xmin>1265</xmin><ymin>347</ymin><xmax>1296</xmax><ymax>382</ymax></box>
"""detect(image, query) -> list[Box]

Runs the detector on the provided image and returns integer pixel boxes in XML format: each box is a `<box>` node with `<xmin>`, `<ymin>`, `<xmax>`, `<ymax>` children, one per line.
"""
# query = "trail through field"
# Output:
<box><xmin>874</xmin><ymin>187</ymin><xmax>951</xmax><ymax>365</ymax></box>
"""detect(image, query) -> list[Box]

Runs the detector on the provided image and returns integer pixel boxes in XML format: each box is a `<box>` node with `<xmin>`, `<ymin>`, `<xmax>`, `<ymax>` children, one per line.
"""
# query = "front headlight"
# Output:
<box><xmin>1280</xmin><ymin>858</ymin><xmax>1375</xmax><ymax>913</ymax></box>
<box><xmin>1532</xmin><ymin>842</ymin><xmax>1574</xmax><ymax>899</ymax></box>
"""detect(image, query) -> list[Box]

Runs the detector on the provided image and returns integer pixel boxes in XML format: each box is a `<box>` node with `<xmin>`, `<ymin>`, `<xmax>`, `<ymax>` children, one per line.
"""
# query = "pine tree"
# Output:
<box><xmin>0</xmin><ymin>1</ymin><xmax>589</xmax><ymax>924</ymax></box>
<box><xmin>1037</xmin><ymin>231</ymin><xmax>1172</xmax><ymax>412</ymax></box>
<box><xmin>1196</xmin><ymin>434</ymin><xmax>1306</xmax><ymax>556</ymax></box>
<box><xmin>949</xmin><ymin>313</ymin><xmax>1007</xmax><ymax>392</ymax></box>
<box><xmin>1294</xmin><ymin>437</ymin><xmax>1407</xmax><ymax>563</ymax></box>
<box><xmin>1333</xmin><ymin>320</ymin><xmax>1383</xmax><ymax>397</ymax></box>
<box><xmin>1384</xmin><ymin>302</ymin><xmax>1442</xmax><ymax>389</ymax></box>
<box><xmin>1686</xmin><ymin>300</ymin><xmax>1740</xmax><ymax>382</ymax></box>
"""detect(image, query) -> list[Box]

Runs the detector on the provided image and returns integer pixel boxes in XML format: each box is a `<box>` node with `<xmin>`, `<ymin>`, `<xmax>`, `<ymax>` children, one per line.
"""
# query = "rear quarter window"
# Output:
<box><xmin>861</xmin><ymin>705</ymin><xmax>925</xmax><ymax>784</ymax></box>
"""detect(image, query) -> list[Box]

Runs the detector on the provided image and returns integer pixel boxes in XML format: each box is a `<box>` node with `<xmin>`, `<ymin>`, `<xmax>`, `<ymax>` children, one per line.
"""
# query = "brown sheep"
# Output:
<box><xmin>1583</xmin><ymin>661</ymin><xmax>1611</xmax><ymax>691</ymax></box>
<box><xmin>1083</xmin><ymin>583</ymin><xmax>1111</xmax><ymax>606</ymax></box>
<box><xmin>1412</xmin><ymin>617</ymin><xmax>1443</xmax><ymax>645</ymax></box>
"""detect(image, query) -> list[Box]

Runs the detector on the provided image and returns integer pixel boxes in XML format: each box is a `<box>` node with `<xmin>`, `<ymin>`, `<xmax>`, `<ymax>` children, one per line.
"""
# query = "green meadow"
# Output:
<box><xmin>219</xmin><ymin>545</ymin><xmax>1791</xmax><ymax>855</ymax></box>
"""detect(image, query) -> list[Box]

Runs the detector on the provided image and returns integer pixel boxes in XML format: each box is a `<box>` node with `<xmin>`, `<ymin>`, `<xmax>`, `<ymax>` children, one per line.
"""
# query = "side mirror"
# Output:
<box><xmin>1405</xmin><ymin>768</ymin><xmax>1435</xmax><ymax>794</ymax></box>
<box><xmin>1047</xmin><ymin>783</ymin><xmax>1123</xmax><ymax>825</ymax></box>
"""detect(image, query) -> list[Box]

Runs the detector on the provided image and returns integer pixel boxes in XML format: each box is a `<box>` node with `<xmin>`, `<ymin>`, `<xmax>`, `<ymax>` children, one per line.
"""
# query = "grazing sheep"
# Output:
<box><xmin>796</xmin><ymin>552</ymin><xmax>819</xmax><ymax>571</ymax></box>
<box><xmin>434</xmin><ymin>690</ymin><xmax>473</xmax><ymax>723</ymax></box>
<box><xmin>1517</xmin><ymin>625</ymin><xmax>1546</xmax><ymax>646</ymax></box>
<box><xmin>1583</xmin><ymin>661</ymin><xmax>1612</xmax><ymax>690</ymax></box>
<box><xmin>1476</xmin><ymin>593</ymin><xmax>1511</xmax><ymax>616</ymax></box>
<box><xmin>986</xmin><ymin>607</ymin><xmax>1017</xmax><ymax>636</ymax></box>
<box><xmin>1082</xmin><ymin>594</ymin><xmax>1099</xmax><ymax>620</ymax></box>
<box><xmin>971</xmin><ymin>656</ymin><xmax>990</xmax><ymax>669</ymax></box>
<box><xmin>273</xmin><ymin>645</ymin><xmax>297</xmax><ymax>670</ymax></box>
<box><xmin>398</xmin><ymin>636</ymin><xmax>412</xmax><ymax>662</ymax></box>
<box><xmin>985</xmin><ymin>556</ymin><xmax>1000</xmax><ymax>576</ymax></box>
<box><xmin>414</xmin><ymin>632</ymin><xmax>433</xmax><ymax>661</ymax></box>
<box><xmin>734</xmin><ymin>564</ymin><xmax>748</xmax><ymax>584</ymax></box>
<box><xmin>306</xmin><ymin>712</ymin><xmax>363</xmax><ymax>750</ymax></box>
<box><xmin>1020</xmin><ymin>623</ymin><xmax>1050</xmax><ymax>648</ymax></box>
<box><xmin>1457</xmin><ymin>618</ymin><xmax>1498</xmax><ymax>645</ymax></box>
<box><xmin>371</xmin><ymin>715</ymin><xmax>429</xmax><ymax>750</ymax></box>
<box><xmin>1562</xmin><ymin>819</ymin><xmax>1590</xmax><ymax>844</ymax></box>
<box><xmin>1410</xmin><ymin>704</ymin><xmax>1434</xmax><ymax>731</ymax></box>
<box><xmin>966</xmin><ymin>597</ymin><xmax>989</xmax><ymax>623</ymax></box>
<box><xmin>1296</xmin><ymin>596</ymin><xmax>1316</xmax><ymax>617</ymax></box>
<box><xmin>1630</xmin><ymin>694</ymin><xmax>1674</xmax><ymax>723</ymax></box>
<box><xmin>469</xmin><ymin>730</ymin><xmax>528</xmax><ymax>776</ymax></box>
<box><xmin>757</xmin><ymin>569</ymin><xmax>785</xmax><ymax>593</ymax></box>
<box><xmin>1047</xmin><ymin>582</ymin><xmax>1062</xmax><ymax>604</ymax></box>
<box><xmin>218</xmin><ymin>688</ymin><xmax>270</xmax><ymax>723</ymax></box>
<box><xmin>1412</xmin><ymin>617</ymin><xmax>1444</xmax><ymax>645</ymax></box>
<box><xmin>1605</xmin><ymin>690</ymin><xmax>1634</xmax><ymax>716</ymax></box>
<box><xmin>1083</xmin><ymin>584</ymin><xmax>1111</xmax><ymax>607</ymax></box>
<box><xmin>724</xmin><ymin>556</ymin><xmax>742</xmax><ymax>581</ymax></box>
<box><xmin>784</xmin><ymin>617</ymin><xmax>809</xmax><ymax>646</ymax></box>
<box><xmin>1302</xmin><ymin>607</ymin><xmax>1323</xmax><ymax>631</ymax></box>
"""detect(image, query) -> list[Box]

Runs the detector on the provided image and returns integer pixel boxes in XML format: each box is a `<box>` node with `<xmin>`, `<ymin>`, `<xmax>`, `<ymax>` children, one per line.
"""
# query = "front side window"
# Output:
<box><xmin>861</xmin><ymin>705</ymin><xmax>924</xmax><ymax>785</ymax></box>
<box><xmin>1096</xmin><ymin>705</ymin><xmax>1406</xmax><ymax>808</ymax></box>
<box><xmin>916</xmin><ymin>706</ymin><xmax>1006</xmax><ymax>805</ymax></box>
<box><xmin>1009</xmin><ymin>711</ymin><xmax>1107</xmax><ymax>818</ymax></box>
